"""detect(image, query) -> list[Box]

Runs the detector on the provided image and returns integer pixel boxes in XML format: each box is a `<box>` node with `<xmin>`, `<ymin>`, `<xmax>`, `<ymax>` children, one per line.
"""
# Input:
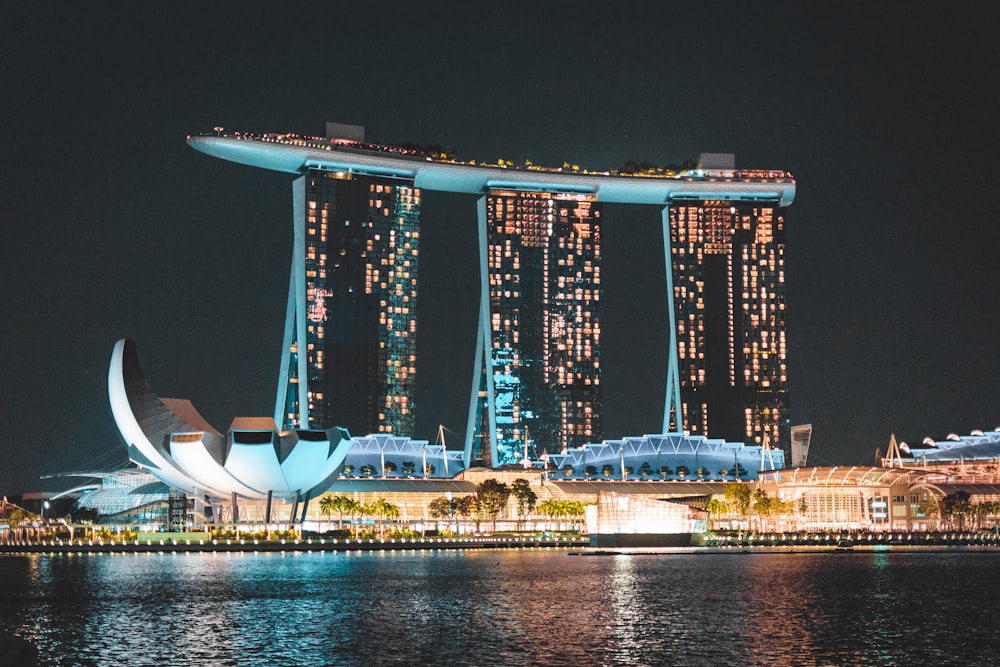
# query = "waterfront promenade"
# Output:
<box><xmin>0</xmin><ymin>533</ymin><xmax>588</xmax><ymax>555</ymax></box>
<box><xmin>3</xmin><ymin>530</ymin><xmax>1000</xmax><ymax>555</ymax></box>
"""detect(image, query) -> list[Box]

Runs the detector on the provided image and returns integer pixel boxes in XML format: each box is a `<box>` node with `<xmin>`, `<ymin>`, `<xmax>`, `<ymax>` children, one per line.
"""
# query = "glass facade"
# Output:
<box><xmin>667</xmin><ymin>200</ymin><xmax>789</xmax><ymax>456</ymax></box>
<box><xmin>279</xmin><ymin>170</ymin><xmax>421</xmax><ymax>437</ymax></box>
<box><xmin>471</xmin><ymin>189</ymin><xmax>602</xmax><ymax>466</ymax></box>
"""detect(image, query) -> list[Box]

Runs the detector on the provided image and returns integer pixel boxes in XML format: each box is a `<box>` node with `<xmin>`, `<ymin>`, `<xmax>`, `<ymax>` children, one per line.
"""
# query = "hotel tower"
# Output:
<box><xmin>187</xmin><ymin>131</ymin><xmax>795</xmax><ymax>467</ymax></box>
<box><xmin>466</xmin><ymin>189</ymin><xmax>602</xmax><ymax>467</ymax></box>
<box><xmin>273</xmin><ymin>125</ymin><xmax>421</xmax><ymax>437</ymax></box>
<box><xmin>664</xmin><ymin>155</ymin><xmax>789</xmax><ymax>453</ymax></box>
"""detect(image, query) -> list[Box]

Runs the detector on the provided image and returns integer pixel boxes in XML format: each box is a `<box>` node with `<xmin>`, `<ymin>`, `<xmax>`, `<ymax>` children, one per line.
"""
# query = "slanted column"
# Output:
<box><xmin>289</xmin><ymin>491</ymin><xmax>300</xmax><ymax>525</ymax></box>
<box><xmin>299</xmin><ymin>492</ymin><xmax>311</xmax><ymax>523</ymax></box>
<box><xmin>274</xmin><ymin>175</ymin><xmax>309</xmax><ymax>429</ymax></box>
<box><xmin>464</xmin><ymin>195</ymin><xmax>497</xmax><ymax>468</ymax></box>
<box><xmin>661</xmin><ymin>204</ymin><xmax>683</xmax><ymax>433</ymax></box>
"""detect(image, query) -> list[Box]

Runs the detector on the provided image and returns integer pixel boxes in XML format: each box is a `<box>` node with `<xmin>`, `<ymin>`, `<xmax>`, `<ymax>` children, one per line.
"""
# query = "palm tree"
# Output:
<box><xmin>383</xmin><ymin>501</ymin><xmax>400</xmax><ymax>527</ymax></box>
<box><xmin>334</xmin><ymin>496</ymin><xmax>361</xmax><ymax>532</ymax></box>
<box><xmin>324</xmin><ymin>496</ymin><xmax>362</xmax><ymax>536</ymax></box>
<box><xmin>377</xmin><ymin>499</ymin><xmax>400</xmax><ymax>536</ymax></box>
<box><xmin>537</xmin><ymin>499</ymin><xmax>587</xmax><ymax>531</ymax></box>
<box><xmin>724</xmin><ymin>484</ymin><xmax>752</xmax><ymax>532</ymax></box>
<box><xmin>706</xmin><ymin>497</ymin><xmax>728</xmax><ymax>530</ymax></box>
<box><xmin>365</xmin><ymin>498</ymin><xmax>400</xmax><ymax>537</ymax></box>
<box><xmin>537</xmin><ymin>499</ymin><xmax>562</xmax><ymax>530</ymax></box>
<box><xmin>318</xmin><ymin>495</ymin><xmax>338</xmax><ymax>532</ymax></box>
<box><xmin>564</xmin><ymin>500</ymin><xmax>587</xmax><ymax>531</ymax></box>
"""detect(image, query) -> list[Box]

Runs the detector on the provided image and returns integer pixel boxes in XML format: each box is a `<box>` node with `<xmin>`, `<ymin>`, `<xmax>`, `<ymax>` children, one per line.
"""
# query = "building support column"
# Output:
<box><xmin>299</xmin><ymin>492</ymin><xmax>311</xmax><ymax>523</ymax></box>
<box><xmin>465</xmin><ymin>195</ymin><xmax>498</xmax><ymax>467</ymax></box>
<box><xmin>274</xmin><ymin>175</ymin><xmax>309</xmax><ymax>429</ymax></box>
<box><xmin>661</xmin><ymin>204</ymin><xmax>684</xmax><ymax>433</ymax></box>
<box><xmin>289</xmin><ymin>491</ymin><xmax>300</xmax><ymax>527</ymax></box>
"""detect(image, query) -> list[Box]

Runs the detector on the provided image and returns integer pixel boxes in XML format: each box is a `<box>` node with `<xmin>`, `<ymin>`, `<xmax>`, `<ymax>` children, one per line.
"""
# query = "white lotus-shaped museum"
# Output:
<box><xmin>108</xmin><ymin>339</ymin><xmax>352</xmax><ymax>501</ymax></box>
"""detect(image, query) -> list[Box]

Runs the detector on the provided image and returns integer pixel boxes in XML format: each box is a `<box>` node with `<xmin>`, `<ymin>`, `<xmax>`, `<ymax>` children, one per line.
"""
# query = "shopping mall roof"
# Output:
<box><xmin>326</xmin><ymin>479</ymin><xmax>476</xmax><ymax>494</ymax></box>
<box><xmin>758</xmin><ymin>466</ymin><xmax>940</xmax><ymax>487</ymax></box>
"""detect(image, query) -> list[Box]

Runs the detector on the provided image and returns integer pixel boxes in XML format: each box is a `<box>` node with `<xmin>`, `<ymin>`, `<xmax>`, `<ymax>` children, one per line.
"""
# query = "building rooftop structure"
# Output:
<box><xmin>548</xmin><ymin>432</ymin><xmax>783</xmax><ymax>481</ymax></box>
<box><xmin>752</xmin><ymin>464</ymin><xmax>1000</xmax><ymax>532</ymax></box>
<box><xmin>183</xmin><ymin>127</ymin><xmax>798</xmax><ymax>472</ymax></box>
<box><xmin>900</xmin><ymin>429</ymin><xmax>1000</xmax><ymax>463</ymax></box>
<box><xmin>187</xmin><ymin>131</ymin><xmax>796</xmax><ymax>206</ymax></box>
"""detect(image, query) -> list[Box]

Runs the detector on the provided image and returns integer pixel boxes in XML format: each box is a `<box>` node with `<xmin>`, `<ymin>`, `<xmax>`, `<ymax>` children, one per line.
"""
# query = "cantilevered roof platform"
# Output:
<box><xmin>188</xmin><ymin>132</ymin><xmax>796</xmax><ymax>207</ymax></box>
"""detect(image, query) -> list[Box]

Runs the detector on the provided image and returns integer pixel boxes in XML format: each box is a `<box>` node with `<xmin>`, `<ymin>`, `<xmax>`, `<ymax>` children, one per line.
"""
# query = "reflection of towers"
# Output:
<box><xmin>274</xmin><ymin>169</ymin><xmax>421</xmax><ymax>437</ymax></box>
<box><xmin>466</xmin><ymin>189</ymin><xmax>602</xmax><ymax>466</ymax></box>
<box><xmin>664</xmin><ymin>193</ymin><xmax>789</xmax><ymax>456</ymax></box>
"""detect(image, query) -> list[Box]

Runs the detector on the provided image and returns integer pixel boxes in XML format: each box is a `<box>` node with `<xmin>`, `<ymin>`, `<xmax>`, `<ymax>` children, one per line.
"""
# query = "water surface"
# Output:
<box><xmin>2</xmin><ymin>548</ymin><xmax>997</xmax><ymax>665</ymax></box>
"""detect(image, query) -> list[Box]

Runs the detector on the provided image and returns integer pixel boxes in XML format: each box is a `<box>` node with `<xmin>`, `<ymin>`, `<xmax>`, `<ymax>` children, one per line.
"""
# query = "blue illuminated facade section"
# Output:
<box><xmin>547</xmin><ymin>433</ymin><xmax>783</xmax><ymax>481</ymax></box>
<box><xmin>905</xmin><ymin>430</ymin><xmax>1000</xmax><ymax>462</ymax></box>
<box><xmin>188</xmin><ymin>131</ymin><xmax>798</xmax><ymax>471</ymax></box>
<box><xmin>275</xmin><ymin>169</ymin><xmax>421</xmax><ymax>437</ymax></box>
<box><xmin>467</xmin><ymin>189</ymin><xmax>601</xmax><ymax>467</ymax></box>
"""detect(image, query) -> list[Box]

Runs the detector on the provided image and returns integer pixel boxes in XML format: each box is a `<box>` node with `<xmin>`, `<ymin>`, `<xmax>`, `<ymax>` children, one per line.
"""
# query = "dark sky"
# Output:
<box><xmin>2</xmin><ymin>2</ymin><xmax>998</xmax><ymax>493</ymax></box>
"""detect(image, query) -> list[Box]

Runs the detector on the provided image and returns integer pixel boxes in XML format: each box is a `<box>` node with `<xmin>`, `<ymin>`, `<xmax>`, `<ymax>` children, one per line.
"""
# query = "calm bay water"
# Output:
<box><xmin>2</xmin><ymin>548</ymin><xmax>999</xmax><ymax>666</ymax></box>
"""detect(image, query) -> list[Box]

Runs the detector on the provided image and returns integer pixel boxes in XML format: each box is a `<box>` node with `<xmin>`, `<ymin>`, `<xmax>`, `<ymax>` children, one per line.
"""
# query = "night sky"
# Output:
<box><xmin>2</xmin><ymin>3</ymin><xmax>997</xmax><ymax>493</ymax></box>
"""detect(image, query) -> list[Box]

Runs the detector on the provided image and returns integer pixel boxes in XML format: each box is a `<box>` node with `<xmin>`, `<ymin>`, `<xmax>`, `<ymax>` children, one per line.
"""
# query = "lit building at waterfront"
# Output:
<box><xmin>107</xmin><ymin>338</ymin><xmax>467</xmax><ymax>524</ymax></box>
<box><xmin>663</xmin><ymin>154</ymin><xmax>790</xmax><ymax>458</ymax></box>
<box><xmin>467</xmin><ymin>189</ymin><xmax>602</xmax><ymax>466</ymax></box>
<box><xmin>168</xmin><ymin>128</ymin><xmax>796</xmax><ymax>488</ymax></box>
<box><xmin>890</xmin><ymin>428</ymin><xmax>1000</xmax><ymax>465</ymax></box>
<box><xmin>547</xmin><ymin>432</ymin><xmax>783</xmax><ymax>482</ymax></box>
<box><xmin>273</xmin><ymin>125</ymin><xmax>421</xmax><ymax>436</ymax></box>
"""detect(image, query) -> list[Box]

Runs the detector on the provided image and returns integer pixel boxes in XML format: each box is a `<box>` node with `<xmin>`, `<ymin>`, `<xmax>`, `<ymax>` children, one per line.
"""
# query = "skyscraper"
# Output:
<box><xmin>274</xmin><ymin>165</ymin><xmax>421</xmax><ymax>437</ymax></box>
<box><xmin>664</xmin><ymin>160</ymin><xmax>789</xmax><ymax>455</ymax></box>
<box><xmin>466</xmin><ymin>189</ymin><xmax>602</xmax><ymax>466</ymax></box>
<box><xmin>188</xmin><ymin>131</ymin><xmax>795</xmax><ymax>469</ymax></box>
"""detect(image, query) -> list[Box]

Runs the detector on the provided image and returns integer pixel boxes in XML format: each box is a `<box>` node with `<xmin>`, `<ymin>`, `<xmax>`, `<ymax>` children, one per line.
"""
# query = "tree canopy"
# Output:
<box><xmin>475</xmin><ymin>479</ymin><xmax>511</xmax><ymax>528</ymax></box>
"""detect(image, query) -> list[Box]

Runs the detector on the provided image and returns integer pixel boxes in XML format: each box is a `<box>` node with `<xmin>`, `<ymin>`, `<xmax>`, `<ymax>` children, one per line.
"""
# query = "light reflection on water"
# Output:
<box><xmin>3</xmin><ymin>549</ymin><xmax>1000</xmax><ymax>665</ymax></box>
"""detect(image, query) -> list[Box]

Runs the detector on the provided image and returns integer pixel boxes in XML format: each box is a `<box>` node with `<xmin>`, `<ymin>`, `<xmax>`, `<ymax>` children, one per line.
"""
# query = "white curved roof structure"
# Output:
<box><xmin>547</xmin><ymin>432</ymin><xmax>783</xmax><ymax>481</ymax></box>
<box><xmin>108</xmin><ymin>339</ymin><xmax>352</xmax><ymax>500</ymax></box>
<box><xmin>187</xmin><ymin>132</ymin><xmax>796</xmax><ymax>206</ymax></box>
<box><xmin>907</xmin><ymin>431</ymin><xmax>1000</xmax><ymax>462</ymax></box>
